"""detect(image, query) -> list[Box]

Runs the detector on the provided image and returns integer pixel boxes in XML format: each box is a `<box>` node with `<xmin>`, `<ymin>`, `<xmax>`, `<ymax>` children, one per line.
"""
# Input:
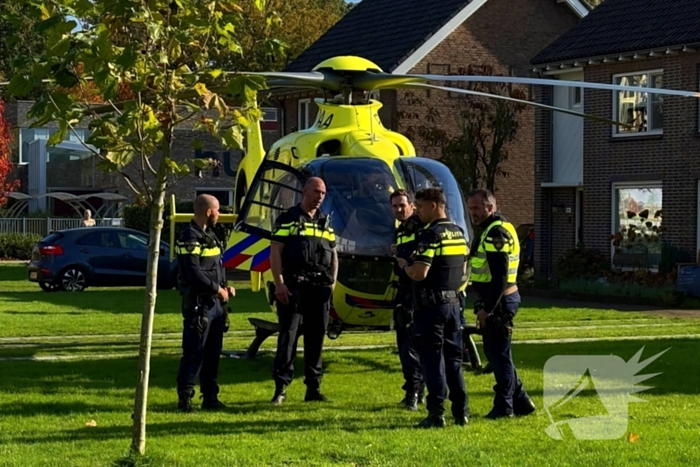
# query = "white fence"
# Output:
<box><xmin>0</xmin><ymin>218</ymin><xmax>124</xmax><ymax>237</ymax></box>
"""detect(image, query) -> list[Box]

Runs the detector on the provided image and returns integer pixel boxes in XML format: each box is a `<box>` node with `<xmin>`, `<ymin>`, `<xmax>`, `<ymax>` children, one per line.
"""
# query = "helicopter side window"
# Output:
<box><xmin>241</xmin><ymin>165</ymin><xmax>304</xmax><ymax>236</ymax></box>
<box><xmin>394</xmin><ymin>157</ymin><xmax>473</xmax><ymax>242</ymax></box>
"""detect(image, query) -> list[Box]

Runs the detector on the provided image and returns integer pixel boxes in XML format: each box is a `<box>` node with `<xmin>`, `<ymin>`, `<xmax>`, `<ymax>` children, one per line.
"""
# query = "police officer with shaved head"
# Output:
<box><xmin>397</xmin><ymin>187</ymin><xmax>470</xmax><ymax>428</ymax></box>
<box><xmin>467</xmin><ymin>188</ymin><xmax>535</xmax><ymax>419</ymax></box>
<box><xmin>176</xmin><ymin>194</ymin><xmax>235</xmax><ymax>412</ymax></box>
<box><xmin>269</xmin><ymin>177</ymin><xmax>338</xmax><ymax>405</ymax></box>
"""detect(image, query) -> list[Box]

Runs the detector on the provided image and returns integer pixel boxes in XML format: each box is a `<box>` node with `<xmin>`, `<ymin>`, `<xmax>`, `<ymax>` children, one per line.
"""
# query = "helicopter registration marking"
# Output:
<box><xmin>223</xmin><ymin>233</ymin><xmax>271</xmax><ymax>272</ymax></box>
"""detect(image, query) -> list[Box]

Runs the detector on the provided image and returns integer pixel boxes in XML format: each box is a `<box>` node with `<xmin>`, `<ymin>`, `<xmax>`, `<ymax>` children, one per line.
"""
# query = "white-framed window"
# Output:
<box><xmin>611</xmin><ymin>182</ymin><xmax>663</xmax><ymax>271</ymax></box>
<box><xmin>612</xmin><ymin>69</ymin><xmax>663</xmax><ymax>136</ymax></box>
<box><xmin>195</xmin><ymin>188</ymin><xmax>233</xmax><ymax>207</ymax></box>
<box><xmin>298</xmin><ymin>98</ymin><xmax>311</xmax><ymax>130</ymax></box>
<box><xmin>262</xmin><ymin>108</ymin><xmax>278</xmax><ymax>122</ymax></box>
<box><xmin>19</xmin><ymin>128</ymin><xmax>92</xmax><ymax>164</ymax></box>
<box><xmin>570</xmin><ymin>86</ymin><xmax>582</xmax><ymax>109</ymax></box>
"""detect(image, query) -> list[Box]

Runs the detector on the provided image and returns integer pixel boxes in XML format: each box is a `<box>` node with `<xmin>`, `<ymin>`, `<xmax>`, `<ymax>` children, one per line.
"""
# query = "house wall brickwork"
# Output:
<box><xmin>534</xmin><ymin>84</ymin><xmax>554</xmax><ymax>279</ymax></box>
<box><xmin>397</xmin><ymin>0</ymin><xmax>580</xmax><ymax>228</ymax></box>
<box><xmin>581</xmin><ymin>53</ymin><xmax>700</xmax><ymax>263</ymax></box>
<box><xmin>535</xmin><ymin>52</ymin><xmax>700</xmax><ymax>278</ymax></box>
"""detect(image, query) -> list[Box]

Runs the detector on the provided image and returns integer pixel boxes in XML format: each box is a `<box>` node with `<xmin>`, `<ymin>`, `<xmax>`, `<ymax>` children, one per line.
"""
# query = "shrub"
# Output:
<box><xmin>659</xmin><ymin>241</ymin><xmax>693</xmax><ymax>275</ymax></box>
<box><xmin>123</xmin><ymin>201</ymin><xmax>235</xmax><ymax>248</ymax></box>
<box><xmin>559</xmin><ymin>278</ymin><xmax>676</xmax><ymax>300</ymax></box>
<box><xmin>0</xmin><ymin>233</ymin><xmax>42</xmax><ymax>260</ymax></box>
<box><xmin>555</xmin><ymin>245</ymin><xmax>609</xmax><ymax>282</ymax></box>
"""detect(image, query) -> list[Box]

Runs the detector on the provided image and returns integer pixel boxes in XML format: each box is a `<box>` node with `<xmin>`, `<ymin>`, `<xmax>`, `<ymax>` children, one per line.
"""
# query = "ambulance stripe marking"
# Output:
<box><xmin>251</xmin><ymin>247</ymin><xmax>271</xmax><ymax>272</ymax></box>
<box><xmin>225</xmin><ymin>253</ymin><xmax>251</xmax><ymax>269</ymax></box>
<box><xmin>223</xmin><ymin>234</ymin><xmax>261</xmax><ymax>263</ymax></box>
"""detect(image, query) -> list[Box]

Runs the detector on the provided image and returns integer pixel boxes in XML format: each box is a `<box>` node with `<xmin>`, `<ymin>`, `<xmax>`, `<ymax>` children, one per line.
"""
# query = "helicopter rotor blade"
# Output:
<box><xmin>407</xmin><ymin>74</ymin><xmax>700</xmax><ymax>100</ymax></box>
<box><xmin>219</xmin><ymin>70</ymin><xmax>327</xmax><ymax>82</ymax></box>
<box><xmin>397</xmin><ymin>82</ymin><xmax>636</xmax><ymax>128</ymax></box>
<box><xmin>352</xmin><ymin>72</ymin><xmax>427</xmax><ymax>90</ymax></box>
<box><xmin>219</xmin><ymin>70</ymin><xmax>345</xmax><ymax>91</ymax></box>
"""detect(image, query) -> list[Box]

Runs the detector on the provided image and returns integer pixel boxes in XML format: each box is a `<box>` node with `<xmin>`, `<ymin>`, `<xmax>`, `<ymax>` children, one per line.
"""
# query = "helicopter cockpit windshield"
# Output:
<box><xmin>237</xmin><ymin>156</ymin><xmax>472</xmax><ymax>259</ymax></box>
<box><xmin>305</xmin><ymin>157</ymin><xmax>399</xmax><ymax>256</ymax></box>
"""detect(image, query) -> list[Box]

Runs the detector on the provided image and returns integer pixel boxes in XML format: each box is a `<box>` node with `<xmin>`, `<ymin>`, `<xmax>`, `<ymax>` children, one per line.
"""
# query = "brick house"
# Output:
<box><xmin>530</xmin><ymin>0</ymin><xmax>700</xmax><ymax>280</ymax></box>
<box><xmin>276</xmin><ymin>0</ymin><xmax>589</xmax><ymax>228</ymax></box>
<box><xmin>2</xmin><ymin>101</ymin><xmax>280</xmax><ymax>216</ymax></box>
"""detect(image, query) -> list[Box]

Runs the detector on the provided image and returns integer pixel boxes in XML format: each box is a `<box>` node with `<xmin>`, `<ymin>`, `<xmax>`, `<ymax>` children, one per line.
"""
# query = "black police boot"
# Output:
<box><xmin>304</xmin><ymin>387</ymin><xmax>328</xmax><ymax>402</ymax></box>
<box><xmin>416</xmin><ymin>412</ymin><xmax>446</xmax><ymax>429</ymax></box>
<box><xmin>418</xmin><ymin>389</ymin><xmax>425</xmax><ymax>405</ymax></box>
<box><xmin>454</xmin><ymin>415</ymin><xmax>469</xmax><ymax>426</ymax></box>
<box><xmin>177</xmin><ymin>390</ymin><xmax>195</xmax><ymax>413</ymax></box>
<box><xmin>514</xmin><ymin>397</ymin><xmax>537</xmax><ymax>417</ymax></box>
<box><xmin>270</xmin><ymin>384</ymin><xmax>287</xmax><ymax>405</ymax></box>
<box><xmin>201</xmin><ymin>395</ymin><xmax>226</xmax><ymax>411</ymax></box>
<box><xmin>401</xmin><ymin>391</ymin><xmax>419</xmax><ymax>411</ymax></box>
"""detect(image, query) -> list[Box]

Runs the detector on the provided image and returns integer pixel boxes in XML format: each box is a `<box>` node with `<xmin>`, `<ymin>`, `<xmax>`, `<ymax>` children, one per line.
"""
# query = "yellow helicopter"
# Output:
<box><xmin>167</xmin><ymin>55</ymin><xmax>700</xmax><ymax>357</ymax></box>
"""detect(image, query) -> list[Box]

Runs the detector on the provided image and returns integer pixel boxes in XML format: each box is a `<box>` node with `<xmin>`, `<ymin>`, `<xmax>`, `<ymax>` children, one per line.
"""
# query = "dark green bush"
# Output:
<box><xmin>659</xmin><ymin>241</ymin><xmax>693</xmax><ymax>275</ymax></box>
<box><xmin>0</xmin><ymin>233</ymin><xmax>43</xmax><ymax>260</ymax></box>
<box><xmin>123</xmin><ymin>202</ymin><xmax>235</xmax><ymax>247</ymax></box>
<box><xmin>555</xmin><ymin>244</ymin><xmax>609</xmax><ymax>282</ymax></box>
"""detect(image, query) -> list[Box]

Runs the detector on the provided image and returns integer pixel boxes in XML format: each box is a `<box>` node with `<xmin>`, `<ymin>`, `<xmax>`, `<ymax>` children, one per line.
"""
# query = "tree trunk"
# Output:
<box><xmin>130</xmin><ymin>134</ymin><xmax>172</xmax><ymax>456</ymax></box>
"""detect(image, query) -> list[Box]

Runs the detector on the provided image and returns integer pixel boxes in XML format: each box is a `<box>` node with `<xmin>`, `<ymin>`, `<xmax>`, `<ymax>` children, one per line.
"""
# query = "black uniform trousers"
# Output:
<box><xmin>394</xmin><ymin>289</ymin><xmax>424</xmax><ymax>395</ymax></box>
<box><xmin>413</xmin><ymin>300</ymin><xmax>469</xmax><ymax>418</ymax></box>
<box><xmin>481</xmin><ymin>291</ymin><xmax>531</xmax><ymax>414</ymax></box>
<box><xmin>177</xmin><ymin>296</ymin><xmax>225</xmax><ymax>397</ymax></box>
<box><xmin>273</xmin><ymin>284</ymin><xmax>332</xmax><ymax>390</ymax></box>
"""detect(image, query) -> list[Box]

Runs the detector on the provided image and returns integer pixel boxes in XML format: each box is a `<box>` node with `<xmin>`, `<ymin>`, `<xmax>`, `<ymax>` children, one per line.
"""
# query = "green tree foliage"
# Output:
<box><xmin>218</xmin><ymin>0</ymin><xmax>351</xmax><ymax>71</ymax></box>
<box><xmin>0</xmin><ymin>2</ymin><xmax>46</xmax><ymax>84</ymax></box>
<box><xmin>3</xmin><ymin>0</ymin><xmax>277</xmax><ymax>457</ymax></box>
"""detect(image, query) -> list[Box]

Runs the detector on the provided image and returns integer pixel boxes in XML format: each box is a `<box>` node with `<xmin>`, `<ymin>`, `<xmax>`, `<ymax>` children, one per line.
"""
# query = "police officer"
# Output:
<box><xmin>397</xmin><ymin>187</ymin><xmax>469</xmax><ymax>428</ymax></box>
<box><xmin>466</xmin><ymin>188</ymin><xmax>536</xmax><ymax>419</ymax></box>
<box><xmin>175</xmin><ymin>194</ymin><xmax>234</xmax><ymax>412</ymax></box>
<box><xmin>390</xmin><ymin>189</ymin><xmax>425</xmax><ymax>411</ymax></box>
<box><xmin>269</xmin><ymin>177</ymin><xmax>337</xmax><ymax>404</ymax></box>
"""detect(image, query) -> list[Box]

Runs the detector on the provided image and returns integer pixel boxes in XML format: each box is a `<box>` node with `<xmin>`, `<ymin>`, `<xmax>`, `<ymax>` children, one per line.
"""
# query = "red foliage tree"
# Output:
<box><xmin>0</xmin><ymin>98</ymin><xmax>20</xmax><ymax>208</ymax></box>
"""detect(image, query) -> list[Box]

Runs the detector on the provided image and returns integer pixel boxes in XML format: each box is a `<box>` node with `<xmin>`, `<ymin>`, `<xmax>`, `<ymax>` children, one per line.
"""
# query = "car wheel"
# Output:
<box><xmin>39</xmin><ymin>282</ymin><xmax>61</xmax><ymax>292</ymax></box>
<box><xmin>60</xmin><ymin>267</ymin><xmax>88</xmax><ymax>292</ymax></box>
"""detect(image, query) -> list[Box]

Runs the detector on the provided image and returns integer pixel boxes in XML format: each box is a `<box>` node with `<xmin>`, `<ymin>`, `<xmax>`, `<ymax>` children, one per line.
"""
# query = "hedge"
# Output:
<box><xmin>0</xmin><ymin>233</ymin><xmax>43</xmax><ymax>260</ymax></box>
<box><xmin>123</xmin><ymin>202</ymin><xmax>235</xmax><ymax>247</ymax></box>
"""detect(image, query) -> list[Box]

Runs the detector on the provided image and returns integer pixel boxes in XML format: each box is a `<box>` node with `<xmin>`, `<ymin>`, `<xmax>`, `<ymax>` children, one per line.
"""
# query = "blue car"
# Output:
<box><xmin>27</xmin><ymin>226</ymin><xmax>179</xmax><ymax>292</ymax></box>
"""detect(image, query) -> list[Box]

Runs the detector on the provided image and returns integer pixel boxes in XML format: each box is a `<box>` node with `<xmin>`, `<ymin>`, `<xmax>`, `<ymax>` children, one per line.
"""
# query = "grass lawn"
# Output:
<box><xmin>1</xmin><ymin>262</ymin><xmax>699</xmax><ymax>466</ymax></box>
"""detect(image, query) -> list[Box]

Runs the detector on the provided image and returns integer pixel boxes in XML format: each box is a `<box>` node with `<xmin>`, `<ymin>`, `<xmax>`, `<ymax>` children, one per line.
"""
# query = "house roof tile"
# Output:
<box><xmin>531</xmin><ymin>0</ymin><xmax>700</xmax><ymax>65</ymax></box>
<box><xmin>284</xmin><ymin>0</ymin><xmax>471</xmax><ymax>73</ymax></box>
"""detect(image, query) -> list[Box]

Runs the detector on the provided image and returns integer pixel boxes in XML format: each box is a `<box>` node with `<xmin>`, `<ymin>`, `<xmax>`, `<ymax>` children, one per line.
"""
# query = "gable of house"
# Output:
<box><xmin>286</xmin><ymin>0</ymin><xmax>589</xmax><ymax>74</ymax></box>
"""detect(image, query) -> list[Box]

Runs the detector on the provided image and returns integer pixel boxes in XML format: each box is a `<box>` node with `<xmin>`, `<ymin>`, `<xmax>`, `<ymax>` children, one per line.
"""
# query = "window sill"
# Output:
<box><xmin>609</xmin><ymin>133</ymin><xmax>663</xmax><ymax>142</ymax></box>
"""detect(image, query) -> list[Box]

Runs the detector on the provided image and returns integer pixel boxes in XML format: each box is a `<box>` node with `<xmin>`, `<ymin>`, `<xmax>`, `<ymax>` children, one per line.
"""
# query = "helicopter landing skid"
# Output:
<box><xmin>221</xmin><ymin>317</ymin><xmax>300</xmax><ymax>360</ymax></box>
<box><xmin>462</xmin><ymin>324</ymin><xmax>483</xmax><ymax>371</ymax></box>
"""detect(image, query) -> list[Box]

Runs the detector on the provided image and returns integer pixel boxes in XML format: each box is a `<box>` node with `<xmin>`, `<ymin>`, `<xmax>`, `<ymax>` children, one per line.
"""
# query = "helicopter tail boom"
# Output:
<box><xmin>167</xmin><ymin>194</ymin><xmax>238</xmax><ymax>258</ymax></box>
